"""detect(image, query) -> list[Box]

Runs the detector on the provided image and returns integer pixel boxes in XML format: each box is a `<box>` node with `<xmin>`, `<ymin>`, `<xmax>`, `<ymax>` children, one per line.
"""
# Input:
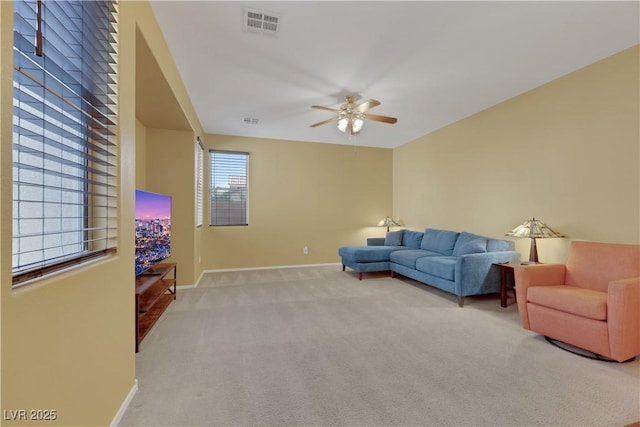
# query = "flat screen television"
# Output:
<box><xmin>135</xmin><ymin>189</ymin><xmax>172</xmax><ymax>276</ymax></box>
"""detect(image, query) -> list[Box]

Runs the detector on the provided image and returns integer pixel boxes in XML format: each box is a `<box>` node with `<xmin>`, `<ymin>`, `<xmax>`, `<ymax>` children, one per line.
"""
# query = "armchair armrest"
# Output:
<box><xmin>367</xmin><ymin>237</ymin><xmax>385</xmax><ymax>246</ymax></box>
<box><xmin>514</xmin><ymin>263</ymin><xmax>566</xmax><ymax>329</ymax></box>
<box><xmin>607</xmin><ymin>277</ymin><xmax>640</xmax><ymax>361</ymax></box>
<box><xmin>514</xmin><ymin>263</ymin><xmax>566</xmax><ymax>287</ymax></box>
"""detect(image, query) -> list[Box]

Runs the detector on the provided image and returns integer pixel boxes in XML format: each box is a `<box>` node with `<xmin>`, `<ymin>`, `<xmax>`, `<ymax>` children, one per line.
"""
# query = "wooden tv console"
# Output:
<box><xmin>135</xmin><ymin>263</ymin><xmax>176</xmax><ymax>352</ymax></box>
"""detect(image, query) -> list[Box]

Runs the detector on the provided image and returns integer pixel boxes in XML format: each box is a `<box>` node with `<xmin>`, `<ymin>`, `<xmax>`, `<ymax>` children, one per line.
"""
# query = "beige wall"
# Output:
<box><xmin>1</xmin><ymin>1</ymin><xmax>203</xmax><ymax>425</ymax></box>
<box><xmin>202</xmin><ymin>135</ymin><xmax>393</xmax><ymax>269</ymax></box>
<box><xmin>135</xmin><ymin>119</ymin><xmax>147</xmax><ymax>188</ymax></box>
<box><xmin>144</xmin><ymin>128</ymin><xmax>197</xmax><ymax>285</ymax></box>
<box><xmin>134</xmin><ymin>10</ymin><xmax>203</xmax><ymax>286</ymax></box>
<box><xmin>393</xmin><ymin>45</ymin><xmax>640</xmax><ymax>263</ymax></box>
<box><xmin>0</xmin><ymin>1</ymin><xmax>136</xmax><ymax>425</ymax></box>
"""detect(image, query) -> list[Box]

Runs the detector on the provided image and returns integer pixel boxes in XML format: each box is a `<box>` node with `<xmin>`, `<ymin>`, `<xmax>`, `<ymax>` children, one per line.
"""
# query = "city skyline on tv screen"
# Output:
<box><xmin>135</xmin><ymin>190</ymin><xmax>171</xmax><ymax>219</ymax></box>
<box><xmin>135</xmin><ymin>190</ymin><xmax>171</xmax><ymax>275</ymax></box>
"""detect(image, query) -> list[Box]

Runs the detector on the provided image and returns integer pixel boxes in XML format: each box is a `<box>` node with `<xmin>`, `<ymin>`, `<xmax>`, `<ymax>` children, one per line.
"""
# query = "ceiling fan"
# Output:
<box><xmin>310</xmin><ymin>96</ymin><xmax>398</xmax><ymax>135</ymax></box>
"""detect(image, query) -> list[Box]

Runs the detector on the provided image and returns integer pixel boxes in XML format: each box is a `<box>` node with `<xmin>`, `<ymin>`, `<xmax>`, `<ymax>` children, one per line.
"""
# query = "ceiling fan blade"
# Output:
<box><xmin>310</xmin><ymin>117</ymin><xmax>338</xmax><ymax>127</ymax></box>
<box><xmin>357</xmin><ymin>99</ymin><xmax>381</xmax><ymax>112</ymax></box>
<box><xmin>312</xmin><ymin>105</ymin><xmax>341</xmax><ymax>113</ymax></box>
<box><xmin>364</xmin><ymin>113</ymin><xmax>398</xmax><ymax>124</ymax></box>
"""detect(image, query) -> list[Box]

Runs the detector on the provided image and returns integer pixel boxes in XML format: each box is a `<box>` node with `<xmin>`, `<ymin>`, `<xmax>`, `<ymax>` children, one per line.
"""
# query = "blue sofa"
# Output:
<box><xmin>339</xmin><ymin>228</ymin><xmax>520</xmax><ymax>306</ymax></box>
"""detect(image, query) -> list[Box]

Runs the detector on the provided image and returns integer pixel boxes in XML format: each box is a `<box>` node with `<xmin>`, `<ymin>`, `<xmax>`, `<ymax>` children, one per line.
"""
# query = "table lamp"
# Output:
<box><xmin>506</xmin><ymin>217</ymin><xmax>564</xmax><ymax>264</ymax></box>
<box><xmin>377</xmin><ymin>216</ymin><xmax>400</xmax><ymax>232</ymax></box>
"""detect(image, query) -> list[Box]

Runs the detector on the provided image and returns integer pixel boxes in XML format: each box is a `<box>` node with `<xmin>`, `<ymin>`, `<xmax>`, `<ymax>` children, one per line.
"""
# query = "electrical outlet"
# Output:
<box><xmin>303</xmin><ymin>246</ymin><xmax>308</xmax><ymax>255</ymax></box>
<box><xmin>198</xmin><ymin>256</ymin><xmax>201</xmax><ymax>264</ymax></box>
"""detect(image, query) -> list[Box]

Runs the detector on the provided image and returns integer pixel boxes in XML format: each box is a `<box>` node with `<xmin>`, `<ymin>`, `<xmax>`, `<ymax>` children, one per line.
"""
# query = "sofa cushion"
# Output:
<box><xmin>420</xmin><ymin>228</ymin><xmax>460</xmax><ymax>255</ymax></box>
<box><xmin>415</xmin><ymin>256</ymin><xmax>456</xmax><ymax>281</ymax></box>
<box><xmin>390</xmin><ymin>249</ymin><xmax>438</xmax><ymax>269</ymax></box>
<box><xmin>384</xmin><ymin>230</ymin><xmax>404</xmax><ymax>246</ymax></box>
<box><xmin>455</xmin><ymin>238</ymin><xmax>487</xmax><ymax>256</ymax></box>
<box><xmin>453</xmin><ymin>232</ymin><xmax>484</xmax><ymax>255</ymax></box>
<box><xmin>402</xmin><ymin>230</ymin><xmax>424</xmax><ymax>249</ymax></box>
<box><xmin>527</xmin><ymin>285</ymin><xmax>607</xmax><ymax>320</ymax></box>
<box><xmin>487</xmin><ymin>239</ymin><xmax>514</xmax><ymax>252</ymax></box>
<box><xmin>339</xmin><ymin>246</ymin><xmax>404</xmax><ymax>263</ymax></box>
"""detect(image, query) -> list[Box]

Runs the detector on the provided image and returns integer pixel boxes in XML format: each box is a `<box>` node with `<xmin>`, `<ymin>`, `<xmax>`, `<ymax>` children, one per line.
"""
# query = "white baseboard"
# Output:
<box><xmin>201</xmin><ymin>262</ymin><xmax>341</xmax><ymax>274</ymax></box>
<box><xmin>176</xmin><ymin>283</ymin><xmax>199</xmax><ymax>290</ymax></box>
<box><xmin>110</xmin><ymin>379</ymin><xmax>138</xmax><ymax>427</ymax></box>
<box><xmin>176</xmin><ymin>263</ymin><xmax>342</xmax><ymax>290</ymax></box>
<box><xmin>176</xmin><ymin>269</ymin><xmax>205</xmax><ymax>289</ymax></box>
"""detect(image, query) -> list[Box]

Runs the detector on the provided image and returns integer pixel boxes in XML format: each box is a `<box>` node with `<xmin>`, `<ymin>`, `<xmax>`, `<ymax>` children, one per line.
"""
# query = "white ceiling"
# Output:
<box><xmin>149</xmin><ymin>1</ymin><xmax>639</xmax><ymax>148</ymax></box>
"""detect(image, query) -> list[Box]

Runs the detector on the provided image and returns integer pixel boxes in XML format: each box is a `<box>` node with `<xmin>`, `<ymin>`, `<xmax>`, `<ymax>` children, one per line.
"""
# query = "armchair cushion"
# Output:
<box><xmin>527</xmin><ymin>285</ymin><xmax>607</xmax><ymax>320</ymax></box>
<box><xmin>566</xmin><ymin>241</ymin><xmax>640</xmax><ymax>292</ymax></box>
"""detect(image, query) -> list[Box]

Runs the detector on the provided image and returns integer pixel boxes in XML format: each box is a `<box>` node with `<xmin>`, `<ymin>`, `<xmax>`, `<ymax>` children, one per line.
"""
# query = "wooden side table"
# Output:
<box><xmin>493</xmin><ymin>261</ymin><xmax>519</xmax><ymax>307</ymax></box>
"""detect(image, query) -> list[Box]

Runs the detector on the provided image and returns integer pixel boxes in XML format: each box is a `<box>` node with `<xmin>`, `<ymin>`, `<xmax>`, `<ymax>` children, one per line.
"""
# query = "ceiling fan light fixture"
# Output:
<box><xmin>311</xmin><ymin>96</ymin><xmax>397</xmax><ymax>136</ymax></box>
<box><xmin>337</xmin><ymin>116</ymin><xmax>348</xmax><ymax>132</ymax></box>
<box><xmin>336</xmin><ymin>110</ymin><xmax>363</xmax><ymax>135</ymax></box>
<box><xmin>352</xmin><ymin>116</ymin><xmax>364</xmax><ymax>134</ymax></box>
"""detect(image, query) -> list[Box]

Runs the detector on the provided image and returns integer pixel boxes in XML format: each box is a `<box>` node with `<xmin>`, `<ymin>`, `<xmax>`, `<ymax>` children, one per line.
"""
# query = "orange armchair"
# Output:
<box><xmin>514</xmin><ymin>241</ymin><xmax>640</xmax><ymax>362</ymax></box>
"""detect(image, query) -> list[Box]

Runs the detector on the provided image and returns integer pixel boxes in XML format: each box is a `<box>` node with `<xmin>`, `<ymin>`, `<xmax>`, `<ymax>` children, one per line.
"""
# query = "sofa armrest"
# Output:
<box><xmin>514</xmin><ymin>264</ymin><xmax>566</xmax><ymax>329</ymax></box>
<box><xmin>607</xmin><ymin>277</ymin><xmax>640</xmax><ymax>361</ymax></box>
<box><xmin>455</xmin><ymin>251</ymin><xmax>520</xmax><ymax>296</ymax></box>
<box><xmin>367</xmin><ymin>237</ymin><xmax>386</xmax><ymax>246</ymax></box>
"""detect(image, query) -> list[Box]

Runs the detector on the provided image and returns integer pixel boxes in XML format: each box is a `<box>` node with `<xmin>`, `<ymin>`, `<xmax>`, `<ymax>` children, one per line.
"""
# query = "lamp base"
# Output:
<box><xmin>529</xmin><ymin>237</ymin><xmax>539</xmax><ymax>263</ymax></box>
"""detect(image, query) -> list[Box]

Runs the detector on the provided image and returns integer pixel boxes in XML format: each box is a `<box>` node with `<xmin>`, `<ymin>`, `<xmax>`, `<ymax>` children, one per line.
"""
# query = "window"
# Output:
<box><xmin>209</xmin><ymin>150</ymin><xmax>249</xmax><ymax>226</ymax></box>
<box><xmin>195</xmin><ymin>137</ymin><xmax>203</xmax><ymax>227</ymax></box>
<box><xmin>12</xmin><ymin>0</ymin><xmax>119</xmax><ymax>286</ymax></box>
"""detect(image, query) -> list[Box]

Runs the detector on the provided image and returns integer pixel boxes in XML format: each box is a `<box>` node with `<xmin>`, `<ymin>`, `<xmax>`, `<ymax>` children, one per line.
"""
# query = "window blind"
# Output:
<box><xmin>209</xmin><ymin>150</ymin><xmax>249</xmax><ymax>226</ymax></box>
<box><xmin>12</xmin><ymin>0</ymin><xmax>119</xmax><ymax>286</ymax></box>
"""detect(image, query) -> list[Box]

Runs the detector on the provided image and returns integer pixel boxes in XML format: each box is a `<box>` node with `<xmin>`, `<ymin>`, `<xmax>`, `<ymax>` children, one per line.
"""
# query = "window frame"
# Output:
<box><xmin>209</xmin><ymin>150</ymin><xmax>249</xmax><ymax>227</ymax></box>
<box><xmin>11</xmin><ymin>0</ymin><xmax>119</xmax><ymax>287</ymax></box>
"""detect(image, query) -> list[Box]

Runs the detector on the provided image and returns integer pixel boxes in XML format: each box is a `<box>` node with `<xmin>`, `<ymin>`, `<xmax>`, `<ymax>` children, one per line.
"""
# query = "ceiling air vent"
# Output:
<box><xmin>243</xmin><ymin>117</ymin><xmax>259</xmax><ymax>125</ymax></box>
<box><xmin>243</xmin><ymin>8</ymin><xmax>280</xmax><ymax>37</ymax></box>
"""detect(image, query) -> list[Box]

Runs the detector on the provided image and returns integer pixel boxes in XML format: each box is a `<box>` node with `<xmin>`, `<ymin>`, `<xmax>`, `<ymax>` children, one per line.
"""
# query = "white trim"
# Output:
<box><xmin>193</xmin><ymin>268</ymin><xmax>206</xmax><ymax>287</ymax></box>
<box><xmin>201</xmin><ymin>263</ymin><xmax>340</xmax><ymax>274</ymax></box>
<box><xmin>110</xmin><ymin>379</ymin><xmax>138</xmax><ymax>427</ymax></box>
<box><xmin>176</xmin><ymin>269</ymin><xmax>206</xmax><ymax>289</ymax></box>
<box><xmin>176</xmin><ymin>263</ymin><xmax>342</xmax><ymax>290</ymax></box>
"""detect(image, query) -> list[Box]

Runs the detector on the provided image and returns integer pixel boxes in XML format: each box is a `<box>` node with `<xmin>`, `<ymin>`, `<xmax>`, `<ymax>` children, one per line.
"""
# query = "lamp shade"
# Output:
<box><xmin>377</xmin><ymin>216</ymin><xmax>400</xmax><ymax>232</ymax></box>
<box><xmin>506</xmin><ymin>217</ymin><xmax>565</xmax><ymax>239</ymax></box>
<box><xmin>506</xmin><ymin>217</ymin><xmax>564</xmax><ymax>263</ymax></box>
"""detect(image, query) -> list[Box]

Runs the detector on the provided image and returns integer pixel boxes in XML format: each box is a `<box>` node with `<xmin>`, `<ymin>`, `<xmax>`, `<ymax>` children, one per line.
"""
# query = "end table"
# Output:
<box><xmin>493</xmin><ymin>261</ymin><xmax>519</xmax><ymax>307</ymax></box>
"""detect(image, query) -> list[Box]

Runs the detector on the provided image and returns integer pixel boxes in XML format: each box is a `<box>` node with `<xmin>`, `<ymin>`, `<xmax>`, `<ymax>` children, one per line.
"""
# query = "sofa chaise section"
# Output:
<box><xmin>339</xmin><ymin>245</ymin><xmax>400</xmax><ymax>280</ymax></box>
<box><xmin>338</xmin><ymin>231</ymin><xmax>421</xmax><ymax>279</ymax></box>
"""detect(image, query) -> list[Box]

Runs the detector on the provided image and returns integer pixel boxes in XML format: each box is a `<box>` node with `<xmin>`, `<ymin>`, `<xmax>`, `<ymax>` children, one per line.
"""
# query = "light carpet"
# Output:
<box><xmin>119</xmin><ymin>266</ymin><xmax>639</xmax><ymax>427</ymax></box>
